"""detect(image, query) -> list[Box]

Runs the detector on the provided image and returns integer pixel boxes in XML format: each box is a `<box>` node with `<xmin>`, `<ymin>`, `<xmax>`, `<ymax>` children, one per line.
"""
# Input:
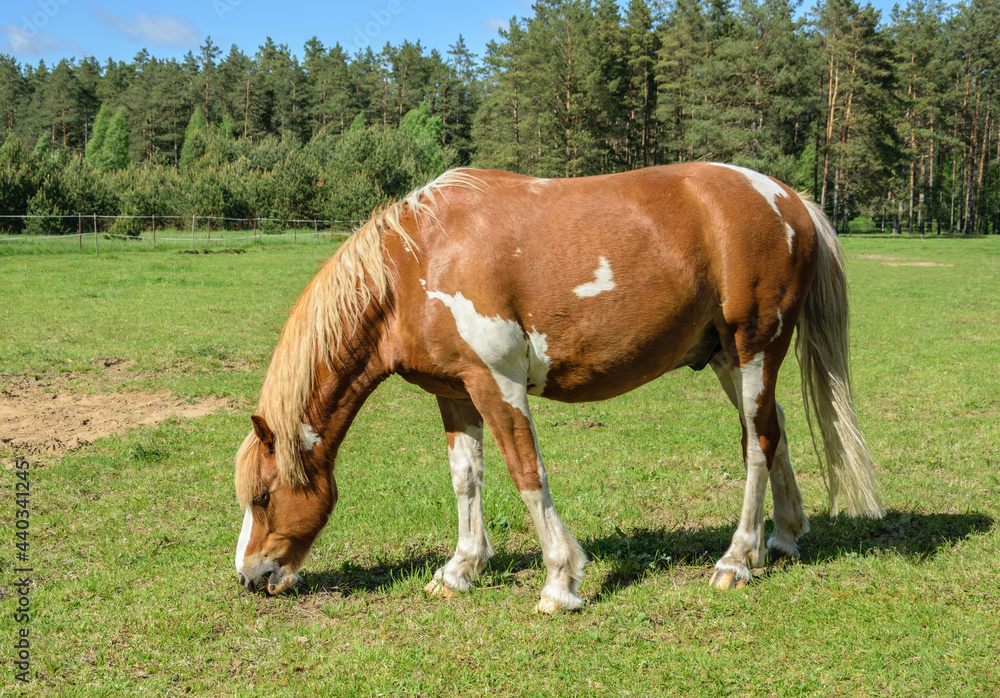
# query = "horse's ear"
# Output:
<box><xmin>250</xmin><ymin>415</ymin><xmax>275</xmax><ymax>451</ymax></box>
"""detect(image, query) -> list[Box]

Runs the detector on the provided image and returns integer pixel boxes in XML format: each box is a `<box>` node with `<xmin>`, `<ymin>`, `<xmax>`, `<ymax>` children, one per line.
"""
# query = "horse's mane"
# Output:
<box><xmin>235</xmin><ymin>168</ymin><xmax>482</xmax><ymax>507</ymax></box>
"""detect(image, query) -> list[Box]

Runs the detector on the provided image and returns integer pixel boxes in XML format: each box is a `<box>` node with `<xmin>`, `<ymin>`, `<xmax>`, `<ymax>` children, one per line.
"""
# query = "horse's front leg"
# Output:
<box><xmin>425</xmin><ymin>397</ymin><xmax>494</xmax><ymax>597</ymax></box>
<box><xmin>467</xmin><ymin>377</ymin><xmax>587</xmax><ymax>613</ymax></box>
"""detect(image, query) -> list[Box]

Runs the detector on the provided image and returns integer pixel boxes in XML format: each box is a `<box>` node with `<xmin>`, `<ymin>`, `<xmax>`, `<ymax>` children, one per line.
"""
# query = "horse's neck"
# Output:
<box><xmin>308</xmin><ymin>349</ymin><xmax>389</xmax><ymax>453</ymax></box>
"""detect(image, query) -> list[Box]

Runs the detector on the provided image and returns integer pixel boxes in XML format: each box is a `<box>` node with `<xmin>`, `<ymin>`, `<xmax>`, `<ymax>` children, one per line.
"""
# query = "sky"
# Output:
<box><xmin>2</xmin><ymin>0</ymin><xmax>917</xmax><ymax>69</ymax></box>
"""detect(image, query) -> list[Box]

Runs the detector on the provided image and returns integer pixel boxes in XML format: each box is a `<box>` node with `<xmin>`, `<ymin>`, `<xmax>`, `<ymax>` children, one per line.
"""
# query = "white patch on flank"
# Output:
<box><xmin>713</xmin><ymin>163</ymin><xmax>795</xmax><ymax>252</ymax></box>
<box><xmin>235</xmin><ymin>507</ymin><xmax>253</xmax><ymax>572</ymax></box>
<box><xmin>573</xmin><ymin>257</ymin><xmax>616</xmax><ymax>298</ymax></box>
<box><xmin>300</xmin><ymin>423</ymin><xmax>322</xmax><ymax>451</ymax></box>
<box><xmin>420</xmin><ymin>278</ymin><xmax>427</xmax><ymax>288</ymax></box>
<box><xmin>426</xmin><ymin>290</ymin><xmax>551</xmax><ymax>415</ymax></box>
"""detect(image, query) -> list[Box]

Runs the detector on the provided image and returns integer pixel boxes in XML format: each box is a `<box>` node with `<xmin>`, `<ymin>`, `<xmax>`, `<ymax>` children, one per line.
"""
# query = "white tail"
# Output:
<box><xmin>797</xmin><ymin>199</ymin><xmax>885</xmax><ymax>518</ymax></box>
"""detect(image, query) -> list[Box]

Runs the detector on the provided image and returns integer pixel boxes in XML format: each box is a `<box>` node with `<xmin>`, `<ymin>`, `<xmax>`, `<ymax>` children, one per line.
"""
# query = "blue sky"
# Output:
<box><xmin>3</xmin><ymin>0</ymin><xmax>917</xmax><ymax>68</ymax></box>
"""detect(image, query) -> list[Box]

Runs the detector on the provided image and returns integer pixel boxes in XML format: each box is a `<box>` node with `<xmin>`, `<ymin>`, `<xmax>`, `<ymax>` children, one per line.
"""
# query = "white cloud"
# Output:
<box><xmin>484</xmin><ymin>16</ymin><xmax>508</xmax><ymax>33</ymax></box>
<box><xmin>1</xmin><ymin>25</ymin><xmax>69</xmax><ymax>55</ymax></box>
<box><xmin>93</xmin><ymin>7</ymin><xmax>199</xmax><ymax>46</ymax></box>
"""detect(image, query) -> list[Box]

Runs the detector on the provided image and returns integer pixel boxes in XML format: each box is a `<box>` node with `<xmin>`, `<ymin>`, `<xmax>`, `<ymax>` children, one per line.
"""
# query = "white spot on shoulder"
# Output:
<box><xmin>300</xmin><ymin>423</ymin><xmax>322</xmax><ymax>451</ymax></box>
<box><xmin>573</xmin><ymin>257</ymin><xmax>616</xmax><ymax>298</ymax></box>
<box><xmin>235</xmin><ymin>507</ymin><xmax>253</xmax><ymax>572</ymax></box>
<box><xmin>712</xmin><ymin>163</ymin><xmax>794</xmax><ymax>253</ymax></box>
<box><xmin>426</xmin><ymin>289</ymin><xmax>551</xmax><ymax>415</ymax></box>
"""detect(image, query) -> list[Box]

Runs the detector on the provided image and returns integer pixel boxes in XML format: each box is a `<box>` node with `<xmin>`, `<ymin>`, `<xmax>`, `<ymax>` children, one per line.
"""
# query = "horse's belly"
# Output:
<box><xmin>534</xmin><ymin>319</ymin><xmax>717</xmax><ymax>403</ymax></box>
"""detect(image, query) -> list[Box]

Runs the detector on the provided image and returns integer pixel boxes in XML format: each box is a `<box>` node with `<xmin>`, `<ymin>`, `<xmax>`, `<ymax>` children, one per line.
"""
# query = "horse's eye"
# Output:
<box><xmin>253</xmin><ymin>492</ymin><xmax>270</xmax><ymax>509</ymax></box>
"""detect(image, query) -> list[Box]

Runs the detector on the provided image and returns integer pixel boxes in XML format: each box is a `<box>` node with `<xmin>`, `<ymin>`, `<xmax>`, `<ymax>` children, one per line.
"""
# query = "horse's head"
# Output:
<box><xmin>234</xmin><ymin>415</ymin><xmax>337</xmax><ymax>594</ymax></box>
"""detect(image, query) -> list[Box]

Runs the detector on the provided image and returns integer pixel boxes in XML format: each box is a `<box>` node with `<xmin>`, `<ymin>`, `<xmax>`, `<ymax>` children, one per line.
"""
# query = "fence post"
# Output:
<box><xmin>293</xmin><ymin>219</ymin><xmax>297</xmax><ymax>243</ymax></box>
<box><xmin>191</xmin><ymin>214</ymin><xmax>195</xmax><ymax>250</ymax></box>
<box><xmin>78</xmin><ymin>214</ymin><xmax>82</xmax><ymax>250</ymax></box>
<box><xmin>93</xmin><ymin>213</ymin><xmax>98</xmax><ymax>253</ymax></box>
<box><xmin>314</xmin><ymin>219</ymin><xmax>318</xmax><ymax>242</ymax></box>
<box><xmin>207</xmin><ymin>217</ymin><xmax>211</xmax><ymax>243</ymax></box>
<box><xmin>152</xmin><ymin>215</ymin><xmax>156</xmax><ymax>247</ymax></box>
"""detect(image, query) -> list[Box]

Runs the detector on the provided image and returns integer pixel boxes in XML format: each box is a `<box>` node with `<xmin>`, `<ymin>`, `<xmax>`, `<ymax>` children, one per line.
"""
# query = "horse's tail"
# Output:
<box><xmin>796</xmin><ymin>199</ymin><xmax>885</xmax><ymax>518</ymax></box>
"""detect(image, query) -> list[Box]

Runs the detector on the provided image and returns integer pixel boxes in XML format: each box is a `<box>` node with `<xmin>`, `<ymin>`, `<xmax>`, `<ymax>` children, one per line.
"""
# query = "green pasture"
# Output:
<box><xmin>1</xmin><ymin>236</ymin><xmax>998</xmax><ymax>695</ymax></box>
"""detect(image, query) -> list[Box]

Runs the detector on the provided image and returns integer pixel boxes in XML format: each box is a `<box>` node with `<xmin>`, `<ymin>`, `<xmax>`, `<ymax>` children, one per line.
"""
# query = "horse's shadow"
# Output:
<box><xmin>297</xmin><ymin>510</ymin><xmax>994</xmax><ymax>600</ymax></box>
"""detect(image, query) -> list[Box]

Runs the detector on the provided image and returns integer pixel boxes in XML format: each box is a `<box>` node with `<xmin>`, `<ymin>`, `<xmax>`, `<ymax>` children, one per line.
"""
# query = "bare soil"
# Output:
<box><xmin>1</xmin><ymin>361</ymin><xmax>231</xmax><ymax>456</ymax></box>
<box><xmin>856</xmin><ymin>254</ymin><xmax>955</xmax><ymax>267</ymax></box>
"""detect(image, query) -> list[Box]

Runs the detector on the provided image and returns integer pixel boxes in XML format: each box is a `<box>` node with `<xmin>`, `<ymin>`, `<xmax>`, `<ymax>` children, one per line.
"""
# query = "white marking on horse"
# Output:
<box><xmin>713</xmin><ymin>164</ymin><xmax>795</xmax><ymax>253</ymax></box>
<box><xmin>426</xmin><ymin>290</ymin><xmax>551</xmax><ymax>415</ymax></box>
<box><xmin>300</xmin><ymin>423</ymin><xmax>322</xmax><ymax>451</ymax></box>
<box><xmin>526</xmin><ymin>330</ymin><xmax>552</xmax><ymax>396</ymax></box>
<box><xmin>235</xmin><ymin>507</ymin><xmax>253</xmax><ymax>572</ymax></box>
<box><xmin>574</xmin><ymin>257</ymin><xmax>616</xmax><ymax>298</ymax></box>
<box><xmin>770</xmin><ymin>311</ymin><xmax>784</xmax><ymax>344</ymax></box>
<box><xmin>438</xmin><ymin>425</ymin><xmax>491</xmax><ymax>589</ymax></box>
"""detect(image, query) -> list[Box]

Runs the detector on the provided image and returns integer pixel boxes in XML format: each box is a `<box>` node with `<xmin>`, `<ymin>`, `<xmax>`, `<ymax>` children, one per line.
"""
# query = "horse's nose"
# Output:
<box><xmin>238</xmin><ymin>572</ymin><xmax>247</xmax><ymax>587</ymax></box>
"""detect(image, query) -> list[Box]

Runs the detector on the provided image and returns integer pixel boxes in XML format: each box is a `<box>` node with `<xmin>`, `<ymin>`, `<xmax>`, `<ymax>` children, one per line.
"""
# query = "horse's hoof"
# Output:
<box><xmin>423</xmin><ymin>579</ymin><xmax>457</xmax><ymax>599</ymax></box>
<box><xmin>709</xmin><ymin>569</ymin><xmax>748</xmax><ymax>589</ymax></box>
<box><xmin>534</xmin><ymin>597</ymin><xmax>583</xmax><ymax>614</ymax></box>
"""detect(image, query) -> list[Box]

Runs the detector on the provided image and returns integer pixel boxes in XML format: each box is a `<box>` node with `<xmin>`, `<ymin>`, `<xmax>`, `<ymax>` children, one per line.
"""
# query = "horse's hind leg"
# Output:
<box><xmin>425</xmin><ymin>397</ymin><xmax>494</xmax><ymax>597</ymax></box>
<box><xmin>767</xmin><ymin>404</ymin><xmax>809</xmax><ymax>559</ymax></box>
<box><xmin>710</xmin><ymin>353</ymin><xmax>809</xmax><ymax>563</ymax></box>
<box><xmin>707</xmin><ymin>347</ymin><xmax>785</xmax><ymax>589</ymax></box>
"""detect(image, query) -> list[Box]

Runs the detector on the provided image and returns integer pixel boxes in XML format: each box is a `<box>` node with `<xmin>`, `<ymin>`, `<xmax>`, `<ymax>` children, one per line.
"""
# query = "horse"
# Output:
<box><xmin>234</xmin><ymin>163</ymin><xmax>884</xmax><ymax>613</ymax></box>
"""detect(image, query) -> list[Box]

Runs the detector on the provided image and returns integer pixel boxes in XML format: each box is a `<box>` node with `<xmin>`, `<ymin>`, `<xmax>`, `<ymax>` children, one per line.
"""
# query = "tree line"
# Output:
<box><xmin>2</xmin><ymin>0</ymin><xmax>999</xmax><ymax>235</ymax></box>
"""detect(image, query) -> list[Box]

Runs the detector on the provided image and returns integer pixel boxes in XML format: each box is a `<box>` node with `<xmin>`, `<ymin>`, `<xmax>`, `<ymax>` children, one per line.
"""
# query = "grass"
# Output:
<box><xmin>1</xmin><ymin>236</ymin><xmax>999</xmax><ymax>695</ymax></box>
<box><xmin>0</xmin><ymin>226</ymin><xmax>353</xmax><ymax>257</ymax></box>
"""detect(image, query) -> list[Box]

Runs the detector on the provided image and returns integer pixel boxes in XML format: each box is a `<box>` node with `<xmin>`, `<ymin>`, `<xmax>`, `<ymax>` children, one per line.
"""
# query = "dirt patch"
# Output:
<box><xmin>885</xmin><ymin>262</ymin><xmax>955</xmax><ymax>267</ymax></box>
<box><xmin>0</xmin><ymin>363</ymin><xmax>231</xmax><ymax>456</ymax></box>
<box><xmin>856</xmin><ymin>255</ymin><xmax>955</xmax><ymax>268</ymax></box>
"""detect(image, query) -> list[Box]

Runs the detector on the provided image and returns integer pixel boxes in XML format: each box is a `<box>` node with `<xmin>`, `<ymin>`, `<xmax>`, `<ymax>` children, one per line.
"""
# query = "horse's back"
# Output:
<box><xmin>393</xmin><ymin>165</ymin><xmax>819</xmax><ymax>402</ymax></box>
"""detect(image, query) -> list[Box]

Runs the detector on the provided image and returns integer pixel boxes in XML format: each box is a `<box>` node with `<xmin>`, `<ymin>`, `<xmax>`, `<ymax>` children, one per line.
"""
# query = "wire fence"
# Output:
<box><xmin>0</xmin><ymin>214</ymin><xmax>368</xmax><ymax>252</ymax></box>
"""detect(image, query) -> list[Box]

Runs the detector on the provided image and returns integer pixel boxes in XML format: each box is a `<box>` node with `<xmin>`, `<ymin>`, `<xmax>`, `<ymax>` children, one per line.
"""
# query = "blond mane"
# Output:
<box><xmin>235</xmin><ymin>168</ymin><xmax>483</xmax><ymax>507</ymax></box>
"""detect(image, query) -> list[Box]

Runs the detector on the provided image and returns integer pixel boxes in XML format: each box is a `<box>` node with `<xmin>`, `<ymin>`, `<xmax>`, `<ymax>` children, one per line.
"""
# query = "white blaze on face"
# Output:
<box><xmin>427</xmin><ymin>289</ymin><xmax>552</xmax><ymax>415</ymax></box>
<box><xmin>235</xmin><ymin>507</ymin><xmax>253</xmax><ymax>572</ymax></box>
<box><xmin>711</xmin><ymin>163</ymin><xmax>795</xmax><ymax>253</ymax></box>
<box><xmin>573</xmin><ymin>257</ymin><xmax>616</xmax><ymax>298</ymax></box>
<box><xmin>300</xmin><ymin>423</ymin><xmax>322</xmax><ymax>451</ymax></box>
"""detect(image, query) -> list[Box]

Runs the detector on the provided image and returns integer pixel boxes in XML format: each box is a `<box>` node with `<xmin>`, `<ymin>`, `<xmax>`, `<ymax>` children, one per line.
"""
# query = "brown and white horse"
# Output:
<box><xmin>234</xmin><ymin>164</ymin><xmax>884</xmax><ymax>612</ymax></box>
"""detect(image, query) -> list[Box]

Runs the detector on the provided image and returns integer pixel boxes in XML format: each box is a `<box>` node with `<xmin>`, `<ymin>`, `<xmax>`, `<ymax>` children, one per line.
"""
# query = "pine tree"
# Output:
<box><xmin>0</xmin><ymin>56</ymin><xmax>23</xmax><ymax>139</ymax></box>
<box><xmin>473</xmin><ymin>18</ymin><xmax>531</xmax><ymax>171</ymax></box>
<box><xmin>86</xmin><ymin>103</ymin><xmax>111</xmax><ymax>162</ymax></box>
<box><xmin>179</xmin><ymin>106</ymin><xmax>209</xmax><ymax>169</ymax></box>
<box><xmin>98</xmin><ymin>106</ymin><xmax>130</xmax><ymax>172</ymax></box>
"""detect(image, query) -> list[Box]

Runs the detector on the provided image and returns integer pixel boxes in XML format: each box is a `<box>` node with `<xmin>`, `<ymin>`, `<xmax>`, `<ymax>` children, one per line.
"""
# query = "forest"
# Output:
<box><xmin>1</xmin><ymin>0</ymin><xmax>999</xmax><ymax>235</ymax></box>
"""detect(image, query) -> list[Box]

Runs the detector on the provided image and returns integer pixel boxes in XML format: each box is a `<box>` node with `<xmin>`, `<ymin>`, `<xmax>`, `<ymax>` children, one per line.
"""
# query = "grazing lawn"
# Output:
<box><xmin>1</xmin><ymin>235</ymin><xmax>998</xmax><ymax>696</ymax></box>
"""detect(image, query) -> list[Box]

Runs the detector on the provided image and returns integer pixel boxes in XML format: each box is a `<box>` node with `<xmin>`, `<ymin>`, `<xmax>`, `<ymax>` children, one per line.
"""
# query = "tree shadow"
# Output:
<box><xmin>294</xmin><ymin>510</ymin><xmax>993</xmax><ymax>601</ymax></box>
